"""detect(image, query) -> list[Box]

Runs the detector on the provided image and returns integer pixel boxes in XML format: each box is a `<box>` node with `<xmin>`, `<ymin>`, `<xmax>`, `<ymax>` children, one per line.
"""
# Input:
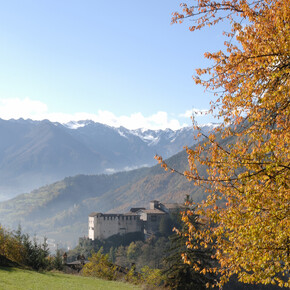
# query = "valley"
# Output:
<box><xmin>0</xmin><ymin>118</ymin><xmax>217</xmax><ymax>247</ymax></box>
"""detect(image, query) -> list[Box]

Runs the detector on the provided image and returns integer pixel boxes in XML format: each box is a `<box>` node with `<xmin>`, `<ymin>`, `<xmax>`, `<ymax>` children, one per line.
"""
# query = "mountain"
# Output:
<box><xmin>0</xmin><ymin>125</ymin><xmax>231</xmax><ymax>247</ymax></box>
<box><xmin>0</xmin><ymin>119</ymin><xmax>105</xmax><ymax>200</ymax></box>
<box><xmin>0</xmin><ymin>127</ymin><xmax>227</xmax><ymax>248</ymax></box>
<box><xmin>0</xmin><ymin>118</ymin><xmax>216</xmax><ymax>200</ymax></box>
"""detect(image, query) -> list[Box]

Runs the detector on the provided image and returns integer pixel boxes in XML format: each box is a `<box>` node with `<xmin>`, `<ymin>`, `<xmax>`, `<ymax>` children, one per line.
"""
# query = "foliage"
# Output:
<box><xmin>82</xmin><ymin>249</ymin><xmax>119</xmax><ymax>281</ymax></box>
<box><xmin>0</xmin><ymin>225</ymin><xmax>23</xmax><ymax>264</ymax></box>
<box><xmin>53</xmin><ymin>248</ymin><xmax>64</xmax><ymax>271</ymax></box>
<box><xmin>68</xmin><ymin>232</ymin><xmax>144</xmax><ymax>263</ymax></box>
<box><xmin>0</xmin><ymin>225</ymin><xmax>52</xmax><ymax>271</ymax></box>
<box><xmin>115</xmin><ymin>245</ymin><xmax>130</xmax><ymax>268</ymax></box>
<box><xmin>21</xmin><ymin>234</ymin><xmax>50</xmax><ymax>270</ymax></box>
<box><xmin>164</xmin><ymin>203</ymin><xmax>218</xmax><ymax>290</ymax></box>
<box><xmin>157</xmin><ymin>0</ymin><xmax>289</xmax><ymax>287</ymax></box>
<box><xmin>139</xmin><ymin>266</ymin><xmax>165</xmax><ymax>288</ymax></box>
<box><xmin>124</xmin><ymin>265</ymin><xmax>165</xmax><ymax>287</ymax></box>
<box><xmin>67</xmin><ymin>237</ymin><xmax>94</xmax><ymax>262</ymax></box>
<box><xmin>124</xmin><ymin>267</ymin><xmax>140</xmax><ymax>285</ymax></box>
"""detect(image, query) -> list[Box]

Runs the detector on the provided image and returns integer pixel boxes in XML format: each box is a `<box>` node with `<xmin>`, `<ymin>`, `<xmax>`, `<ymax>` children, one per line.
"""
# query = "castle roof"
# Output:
<box><xmin>89</xmin><ymin>212</ymin><xmax>139</xmax><ymax>217</ymax></box>
<box><xmin>130</xmin><ymin>207</ymin><xmax>146</xmax><ymax>213</ymax></box>
<box><xmin>124</xmin><ymin>211</ymin><xmax>140</xmax><ymax>216</ymax></box>
<box><xmin>89</xmin><ymin>212</ymin><xmax>100</xmax><ymax>217</ymax></box>
<box><xmin>140</xmin><ymin>209</ymin><xmax>166</xmax><ymax>215</ymax></box>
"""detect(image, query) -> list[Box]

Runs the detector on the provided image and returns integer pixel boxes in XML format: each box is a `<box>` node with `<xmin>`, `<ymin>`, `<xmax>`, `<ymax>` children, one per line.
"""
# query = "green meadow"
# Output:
<box><xmin>0</xmin><ymin>267</ymin><xmax>141</xmax><ymax>290</ymax></box>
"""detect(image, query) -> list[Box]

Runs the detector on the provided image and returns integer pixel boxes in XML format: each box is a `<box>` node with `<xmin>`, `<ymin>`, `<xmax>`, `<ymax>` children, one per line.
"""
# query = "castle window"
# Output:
<box><xmin>126</xmin><ymin>216</ymin><xmax>128</xmax><ymax>220</ymax></box>
<box><xmin>130</xmin><ymin>216</ymin><xmax>132</xmax><ymax>220</ymax></box>
<box><xmin>151</xmin><ymin>215</ymin><xmax>157</xmax><ymax>222</ymax></box>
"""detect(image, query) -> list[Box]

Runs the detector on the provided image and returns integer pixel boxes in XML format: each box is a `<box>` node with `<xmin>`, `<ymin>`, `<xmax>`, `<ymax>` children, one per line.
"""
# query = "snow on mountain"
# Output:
<box><xmin>0</xmin><ymin>118</ymin><xmax>218</xmax><ymax>200</ymax></box>
<box><xmin>62</xmin><ymin>120</ymin><xmax>218</xmax><ymax>147</ymax></box>
<box><xmin>62</xmin><ymin>120</ymin><xmax>95</xmax><ymax>129</ymax></box>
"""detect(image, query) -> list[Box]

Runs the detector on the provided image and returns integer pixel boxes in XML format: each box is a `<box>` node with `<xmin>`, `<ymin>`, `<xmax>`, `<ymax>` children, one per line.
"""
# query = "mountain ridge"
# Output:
<box><xmin>0</xmin><ymin>125</ymin><xmax>231</xmax><ymax>247</ymax></box>
<box><xmin>0</xmin><ymin>118</ymin><xmax>217</xmax><ymax>200</ymax></box>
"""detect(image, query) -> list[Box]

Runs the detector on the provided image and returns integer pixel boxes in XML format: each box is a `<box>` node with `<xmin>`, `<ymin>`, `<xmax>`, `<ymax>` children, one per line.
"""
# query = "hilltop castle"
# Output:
<box><xmin>88</xmin><ymin>200</ymin><xmax>182</xmax><ymax>240</ymax></box>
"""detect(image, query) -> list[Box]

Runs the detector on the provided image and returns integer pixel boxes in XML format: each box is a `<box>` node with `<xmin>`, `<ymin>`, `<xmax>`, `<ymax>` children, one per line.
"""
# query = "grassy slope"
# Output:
<box><xmin>0</xmin><ymin>267</ymin><xmax>141</xmax><ymax>290</ymax></box>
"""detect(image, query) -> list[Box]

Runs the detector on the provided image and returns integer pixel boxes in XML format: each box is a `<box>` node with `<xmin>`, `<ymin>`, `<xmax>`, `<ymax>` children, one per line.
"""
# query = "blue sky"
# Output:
<box><xmin>0</xmin><ymin>0</ymin><xmax>227</xmax><ymax>129</ymax></box>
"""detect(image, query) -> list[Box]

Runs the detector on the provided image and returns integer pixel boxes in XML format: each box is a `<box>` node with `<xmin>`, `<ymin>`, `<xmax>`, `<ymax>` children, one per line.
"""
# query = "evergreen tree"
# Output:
<box><xmin>21</xmin><ymin>234</ymin><xmax>50</xmax><ymax>270</ymax></box>
<box><xmin>53</xmin><ymin>248</ymin><xmax>64</xmax><ymax>270</ymax></box>
<box><xmin>164</xmin><ymin>200</ymin><xmax>217</xmax><ymax>289</ymax></box>
<box><xmin>108</xmin><ymin>247</ymin><xmax>116</xmax><ymax>263</ymax></box>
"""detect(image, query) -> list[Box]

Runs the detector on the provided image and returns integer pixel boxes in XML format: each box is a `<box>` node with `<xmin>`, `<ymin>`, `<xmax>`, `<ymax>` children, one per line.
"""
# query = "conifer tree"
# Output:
<box><xmin>164</xmin><ymin>199</ymin><xmax>217</xmax><ymax>289</ymax></box>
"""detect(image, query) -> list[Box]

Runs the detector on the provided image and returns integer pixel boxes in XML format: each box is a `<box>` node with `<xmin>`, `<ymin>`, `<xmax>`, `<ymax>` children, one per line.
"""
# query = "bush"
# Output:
<box><xmin>82</xmin><ymin>249</ymin><xmax>118</xmax><ymax>280</ymax></box>
<box><xmin>140</xmin><ymin>266</ymin><xmax>165</xmax><ymax>287</ymax></box>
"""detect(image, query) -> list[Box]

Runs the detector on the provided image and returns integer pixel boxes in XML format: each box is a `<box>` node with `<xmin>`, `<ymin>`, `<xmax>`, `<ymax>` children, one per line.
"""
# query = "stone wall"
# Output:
<box><xmin>89</xmin><ymin>213</ymin><xmax>142</xmax><ymax>240</ymax></box>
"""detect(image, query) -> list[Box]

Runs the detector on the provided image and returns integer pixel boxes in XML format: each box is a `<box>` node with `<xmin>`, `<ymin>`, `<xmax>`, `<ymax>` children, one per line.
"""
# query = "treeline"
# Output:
<box><xmin>67</xmin><ymin>208</ymin><xmax>219</xmax><ymax>289</ymax></box>
<box><xmin>1</xmin><ymin>213</ymin><xmax>284</xmax><ymax>289</ymax></box>
<box><xmin>67</xmin><ymin>206</ymin><xmax>286</xmax><ymax>290</ymax></box>
<box><xmin>0</xmin><ymin>225</ymin><xmax>63</xmax><ymax>271</ymax></box>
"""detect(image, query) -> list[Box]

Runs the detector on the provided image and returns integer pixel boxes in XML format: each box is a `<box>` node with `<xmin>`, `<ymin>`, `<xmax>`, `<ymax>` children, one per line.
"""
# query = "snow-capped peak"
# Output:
<box><xmin>62</xmin><ymin>120</ymin><xmax>95</xmax><ymax>129</ymax></box>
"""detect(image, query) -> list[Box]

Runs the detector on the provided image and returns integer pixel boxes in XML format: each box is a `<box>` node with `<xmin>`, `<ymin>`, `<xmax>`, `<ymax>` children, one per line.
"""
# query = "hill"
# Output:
<box><xmin>0</xmin><ymin>118</ymin><xmax>216</xmax><ymax>200</ymax></box>
<box><xmin>0</xmin><ymin>267</ymin><xmax>140</xmax><ymax>290</ymax></box>
<box><xmin>0</xmin><ymin>145</ymin><xmax>207</xmax><ymax>247</ymax></box>
<box><xmin>0</xmin><ymin>125</ymin><xmax>231</xmax><ymax>247</ymax></box>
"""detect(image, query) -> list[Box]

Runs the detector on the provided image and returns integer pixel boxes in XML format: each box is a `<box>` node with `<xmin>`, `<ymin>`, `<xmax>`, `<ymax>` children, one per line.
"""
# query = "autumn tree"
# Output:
<box><xmin>0</xmin><ymin>225</ymin><xmax>23</xmax><ymax>264</ymax></box>
<box><xmin>83</xmin><ymin>249</ymin><xmax>118</xmax><ymax>281</ymax></box>
<box><xmin>157</xmin><ymin>0</ymin><xmax>289</xmax><ymax>287</ymax></box>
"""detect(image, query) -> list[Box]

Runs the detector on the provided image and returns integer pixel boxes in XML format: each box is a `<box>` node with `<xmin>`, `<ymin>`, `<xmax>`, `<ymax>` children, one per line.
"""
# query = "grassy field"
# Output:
<box><xmin>0</xmin><ymin>267</ymin><xmax>142</xmax><ymax>290</ymax></box>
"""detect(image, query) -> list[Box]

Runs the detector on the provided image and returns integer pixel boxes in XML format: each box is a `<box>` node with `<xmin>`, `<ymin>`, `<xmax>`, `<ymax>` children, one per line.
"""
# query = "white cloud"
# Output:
<box><xmin>0</xmin><ymin>97</ymin><xmax>190</xmax><ymax>130</ymax></box>
<box><xmin>0</xmin><ymin>98</ymin><xmax>48</xmax><ymax>119</ymax></box>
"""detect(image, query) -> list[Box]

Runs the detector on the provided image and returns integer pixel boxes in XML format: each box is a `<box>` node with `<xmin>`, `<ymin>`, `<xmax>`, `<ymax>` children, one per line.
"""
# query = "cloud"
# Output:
<box><xmin>0</xmin><ymin>97</ymin><xmax>189</xmax><ymax>130</ymax></box>
<box><xmin>0</xmin><ymin>98</ymin><xmax>48</xmax><ymax>119</ymax></box>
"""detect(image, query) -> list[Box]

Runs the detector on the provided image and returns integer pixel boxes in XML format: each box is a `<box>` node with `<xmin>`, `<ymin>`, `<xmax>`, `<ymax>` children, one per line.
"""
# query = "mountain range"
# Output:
<box><xmin>0</xmin><ymin>118</ymin><xmax>216</xmax><ymax>200</ymax></box>
<box><xmin>0</xmin><ymin>146</ymin><xmax>206</xmax><ymax>248</ymax></box>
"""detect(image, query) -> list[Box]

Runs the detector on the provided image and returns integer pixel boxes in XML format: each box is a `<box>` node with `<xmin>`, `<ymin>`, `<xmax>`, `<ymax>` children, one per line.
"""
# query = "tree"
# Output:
<box><xmin>82</xmin><ymin>249</ymin><xmax>118</xmax><ymax>280</ymax></box>
<box><xmin>159</xmin><ymin>215</ymin><xmax>174</xmax><ymax>237</ymax></box>
<box><xmin>53</xmin><ymin>248</ymin><xmax>64</xmax><ymax>271</ymax></box>
<box><xmin>164</xmin><ymin>204</ymin><xmax>217</xmax><ymax>290</ymax></box>
<box><xmin>0</xmin><ymin>225</ymin><xmax>23</xmax><ymax>264</ymax></box>
<box><xmin>21</xmin><ymin>234</ymin><xmax>50</xmax><ymax>270</ymax></box>
<box><xmin>156</xmin><ymin>0</ymin><xmax>289</xmax><ymax>287</ymax></box>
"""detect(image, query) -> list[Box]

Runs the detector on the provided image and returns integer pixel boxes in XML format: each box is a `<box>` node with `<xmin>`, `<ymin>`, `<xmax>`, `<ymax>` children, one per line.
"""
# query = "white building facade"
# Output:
<box><xmin>88</xmin><ymin>212</ymin><xmax>142</xmax><ymax>240</ymax></box>
<box><xmin>88</xmin><ymin>200</ymin><xmax>183</xmax><ymax>240</ymax></box>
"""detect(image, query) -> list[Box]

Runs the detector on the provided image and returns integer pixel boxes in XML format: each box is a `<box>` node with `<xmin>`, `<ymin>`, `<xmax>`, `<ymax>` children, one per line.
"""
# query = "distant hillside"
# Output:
<box><xmin>0</xmin><ymin>144</ymin><xmax>209</xmax><ymax>247</ymax></box>
<box><xmin>0</xmin><ymin>118</ymin><xmax>216</xmax><ymax>200</ymax></box>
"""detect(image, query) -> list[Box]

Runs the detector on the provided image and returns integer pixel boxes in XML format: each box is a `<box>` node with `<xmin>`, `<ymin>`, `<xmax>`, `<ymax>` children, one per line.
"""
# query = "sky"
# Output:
<box><xmin>0</xmin><ymin>0</ymin><xmax>228</xmax><ymax>130</ymax></box>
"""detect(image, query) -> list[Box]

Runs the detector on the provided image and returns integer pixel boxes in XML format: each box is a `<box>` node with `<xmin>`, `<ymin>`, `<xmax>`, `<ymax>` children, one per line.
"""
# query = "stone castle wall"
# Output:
<box><xmin>89</xmin><ymin>213</ymin><xmax>142</xmax><ymax>240</ymax></box>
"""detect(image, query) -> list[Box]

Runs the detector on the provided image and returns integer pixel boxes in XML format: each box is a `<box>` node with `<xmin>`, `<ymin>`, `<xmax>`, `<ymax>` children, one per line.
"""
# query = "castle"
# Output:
<box><xmin>88</xmin><ymin>200</ymin><xmax>182</xmax><ymax>240</ymax></box>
